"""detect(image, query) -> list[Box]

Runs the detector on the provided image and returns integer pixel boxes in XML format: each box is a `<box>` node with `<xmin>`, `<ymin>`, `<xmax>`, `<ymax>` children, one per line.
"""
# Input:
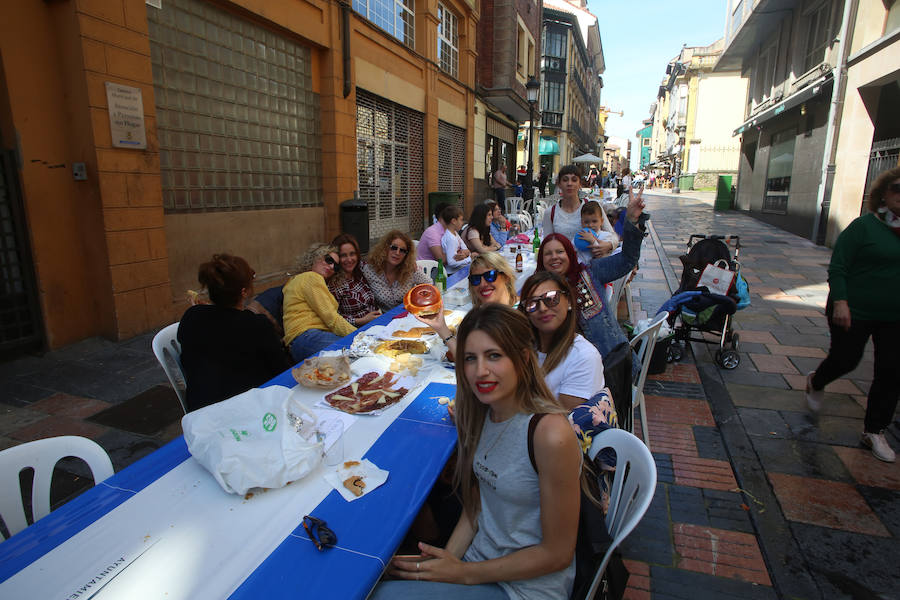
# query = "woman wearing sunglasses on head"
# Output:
<box><xmin>412</xmin><ymin>252</ymin><xmax>517</xmax><ymax>358</ymax></box>
<box><xmin>282</xmin><ymin>243</ymin><xmax>356</xmax><ymax>363</ymax></box>
<box><xmin>362</xmin><ymin>230</ymin><xmax>432</xmax><ymax>313</ymax></box>
<box><xmin>537</xmin><ymin>188</ymin><xmax>647</xmax><ymax>372</ymax></box>
<box><xmin>372</xmin><ymin>304</ymin><xmax>582</xmax><ymax>600</ymax></box>
<box><xmin>177</xmin><ymin>254</ymin><xmax>291</xmax><ymax>412</ymax></box>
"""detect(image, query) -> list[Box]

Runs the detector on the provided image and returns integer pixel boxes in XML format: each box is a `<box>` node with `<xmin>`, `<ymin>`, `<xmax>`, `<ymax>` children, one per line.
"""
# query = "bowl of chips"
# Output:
<box><xmin>293</xmin><ymin>355</ymin><xmax>352</xmax><ymax>389</ymax></box>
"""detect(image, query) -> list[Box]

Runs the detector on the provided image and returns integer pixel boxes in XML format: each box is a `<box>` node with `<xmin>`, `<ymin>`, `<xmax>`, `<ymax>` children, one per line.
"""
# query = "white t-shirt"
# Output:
<box><xmin>441</xmin><ymin>228</ymin><xmax>471</xmax><ymax>273</ymax></box>
<box><xmin>537</xmin><ymin>334</ymin><xmax>605</xmax><ymax>402</ymax></box>
<box><xmin>541</xmin><ymin>200</ymin><xmax>584</xmax><ymax>243</ymax></box>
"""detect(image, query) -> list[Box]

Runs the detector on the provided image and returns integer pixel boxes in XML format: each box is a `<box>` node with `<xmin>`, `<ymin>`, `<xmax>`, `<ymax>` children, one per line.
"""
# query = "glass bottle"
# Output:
<box><xmin>435</xmin><ymin>258</ymin><xmax>447</xmax><ymax>292</ymax></box>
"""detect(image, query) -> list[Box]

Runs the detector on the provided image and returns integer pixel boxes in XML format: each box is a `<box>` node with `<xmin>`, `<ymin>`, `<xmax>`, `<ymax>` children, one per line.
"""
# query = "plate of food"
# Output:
<box><xmin>321</xmin><ymin>370</ymin><xmax>412</xmax><ymax>414</ymax></box>
<box><xmin>293</xmin><ymin>355</ymin><xmax>352</xmax><ymax>389</ymax></box>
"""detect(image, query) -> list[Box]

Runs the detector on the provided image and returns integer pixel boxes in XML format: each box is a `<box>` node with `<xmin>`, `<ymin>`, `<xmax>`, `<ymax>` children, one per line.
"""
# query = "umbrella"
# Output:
<box><xmin>572</xmin><ymin>153</ymin><xmax>602</xmax><ymax>163</ymax></box>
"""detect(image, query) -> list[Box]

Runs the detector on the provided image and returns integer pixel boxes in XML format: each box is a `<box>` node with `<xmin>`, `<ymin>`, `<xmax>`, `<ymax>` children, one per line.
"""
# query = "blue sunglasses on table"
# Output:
<box><xmin>468</xmin><ymin>270</ymin><xmax>499</xmax><ymax>286</ymax></box>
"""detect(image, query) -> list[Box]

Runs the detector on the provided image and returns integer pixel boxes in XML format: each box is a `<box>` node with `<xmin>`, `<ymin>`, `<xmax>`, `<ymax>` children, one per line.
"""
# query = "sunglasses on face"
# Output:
<box><xmin>389</xmin><ymin>244</ymin><xmax>409</xmax><ymax>255</ymax></box>
<box><xmin>302</xmin><ymin>515</ymin><xmax>337</xmax><ymax>551</ymax></box>
<box><xmin>523</xmin><ymin>289</ymin><xmax>568</xmax><ymax>313</ymax></box>
<box><xmin>889</xmin><ymin>183</ymin><xmax>900</xmax><ymax>194</ymax></box>
<box><xmin>324</xmin><ymin>255</ymin><xmax>337</xmax><ymax>268</ymax></box>
<box><xmin>468</xmin><ymin>270</ymin><xmax>499</xmax><ymax>286</ymax></box>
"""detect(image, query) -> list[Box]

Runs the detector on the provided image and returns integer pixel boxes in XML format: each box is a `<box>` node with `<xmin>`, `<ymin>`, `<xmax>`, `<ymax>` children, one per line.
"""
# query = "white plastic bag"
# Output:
<box><xmin>182</xmin><ymin>385</ymin><xmax>323</xmax><ymax>495</ymax></box>
<box><xmin>698</xmin><ymin>260</ymin><xmax>735</xmax><ymax>295</ymax></box>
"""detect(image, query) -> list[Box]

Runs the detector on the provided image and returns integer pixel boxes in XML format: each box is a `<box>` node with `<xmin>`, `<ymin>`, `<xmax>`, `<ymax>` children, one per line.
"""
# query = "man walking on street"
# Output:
<box><xmin>492</xmin><ymin>164</ymin><xmax>508</xmax><ymax>211</ymax></box>
<box><xmin>538</xmin><ymin>165</ymin><xmax>548</xmax><ymax>198</ymax></box>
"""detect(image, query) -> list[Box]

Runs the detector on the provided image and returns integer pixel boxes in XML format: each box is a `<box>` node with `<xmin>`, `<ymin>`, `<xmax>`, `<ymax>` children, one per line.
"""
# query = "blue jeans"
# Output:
<box><xmin>493</xmin><ymin>187</ymin><xmax>506</xmax><ymax>212</ymax></box>
<box><xmin>289</xmin><ymin>328</ymin><xmax>341</xmax><ymax>363</ymax></box>
<box><xmin>370</xmin><ymin>581</ymin><xmax>507</xmax><ymax>600</ymax></box>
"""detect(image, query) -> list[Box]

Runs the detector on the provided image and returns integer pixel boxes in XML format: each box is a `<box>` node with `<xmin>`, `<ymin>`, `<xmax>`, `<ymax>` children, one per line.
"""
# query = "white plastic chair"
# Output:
<box><xmin>584</xmin><ymin>428</ymin><xmax>658</xmax><ymax>600</ymax></box>
<box><xmin>0</xmin><ymin>436</ymin><xmax>114</xmax><ymax>540</ymax></box>
<box><xmin>416</xmin><ymin>259</ymin><xmax>438</xmax><ymax>281</ymax></box>
<box><xmin>628</xmin><ymin>311</ymin><xmax>669</xmax><ymax>449</ymax></box>
<box><xmin>152</xmin><ymin>323</ymin><xmax>188</xmax><ymax>414</ymax></box>
<box><xmin>609</xmin><ymin>273</ymin><xmax>634</xmax><ymax>323</ymax></box>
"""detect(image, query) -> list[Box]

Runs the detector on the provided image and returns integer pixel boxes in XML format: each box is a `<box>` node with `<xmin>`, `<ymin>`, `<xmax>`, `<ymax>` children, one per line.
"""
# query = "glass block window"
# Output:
<box><xmin>353</xmin><ymin>0</ymin><xmax>415</xmax><ymax>48</ymax></box>
<box><xmin>438</xmin><ymin>4</ymin><xmax>459</xmax><ymax>79</ymax></box>
<box><xmin>437</xmin><ymin>120</ymin><xmax>465</xmax><ymax>195</ymax></box>
<box><xmin>148</xmin><ymin>0</ymin><xmax>321</xmax><ymax>212</ymax></box>
<box><xmin>356</xmin><ymin>90</ymin><xmax>425</xmax><ymax>239</ymax></box>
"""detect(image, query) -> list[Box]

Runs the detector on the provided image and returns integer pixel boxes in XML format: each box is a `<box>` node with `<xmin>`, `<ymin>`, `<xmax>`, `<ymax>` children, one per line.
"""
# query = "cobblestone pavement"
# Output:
<box><xmin>620</xmin><ymin>190</ymin><xmax>899</xmax><ymax>600</ymax></box>
<box><xmin>1</xmin><ymin>191</ymin><xmax>898</xmax><ymax>599</ymax></box>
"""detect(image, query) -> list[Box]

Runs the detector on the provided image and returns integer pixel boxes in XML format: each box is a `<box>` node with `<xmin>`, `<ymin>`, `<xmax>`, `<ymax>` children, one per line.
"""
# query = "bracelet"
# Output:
<box><xmin>442</xmin><ymin>333</ymin><xmax>456</xmax><ymax>344</ymax></box>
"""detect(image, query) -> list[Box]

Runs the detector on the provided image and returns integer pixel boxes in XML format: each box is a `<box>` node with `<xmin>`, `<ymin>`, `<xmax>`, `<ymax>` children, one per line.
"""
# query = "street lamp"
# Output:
<box><xmin>525</xmin><ymin>76</ymin><xmax>540</xmax><ymax>199</ymax></box>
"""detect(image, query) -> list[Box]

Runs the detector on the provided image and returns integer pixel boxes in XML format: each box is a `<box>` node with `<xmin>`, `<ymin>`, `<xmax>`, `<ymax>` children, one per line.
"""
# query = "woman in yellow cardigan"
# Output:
<box><xmin>283</xmin><ymin>243</ymin><xmax>356</xmax><ymax>362</ymax></box>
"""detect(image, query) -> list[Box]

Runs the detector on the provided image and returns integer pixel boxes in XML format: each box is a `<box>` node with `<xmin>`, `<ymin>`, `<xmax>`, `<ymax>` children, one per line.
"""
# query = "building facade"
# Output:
<box><xmin>0</xmin><ymin>0</ymin><xmax>478</xmax><ymax>355</ymax></box>
<box><xmin>475</xmin><ymin>0</ymin><xmax>543</xmax><ymax>200</ymax></box>
<box><xmin>649</xmin><ymin>40</ymin><xmax>745</xmax><ymax>190</ymax></box>
<box><xmin>720</xmin><ymin>0</ymin><xmax>844</xmax><ymax>239</ymax></box>
<box><xmin>529</xmin><ymin>0</ymin><xmax>604</xmax><ymax>179</ymax></box>
<box><xmin>636</xmin><ymin>121</ymin><xmax>652</xmax><ymax>169</ymax></box>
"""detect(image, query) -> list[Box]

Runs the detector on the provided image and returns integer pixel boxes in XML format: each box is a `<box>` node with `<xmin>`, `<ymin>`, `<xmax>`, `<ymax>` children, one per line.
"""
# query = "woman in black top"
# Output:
<box><xmin>177</xmin><ymin>254</ymin><xmax>291</xmax><ymax>412</ymax></box>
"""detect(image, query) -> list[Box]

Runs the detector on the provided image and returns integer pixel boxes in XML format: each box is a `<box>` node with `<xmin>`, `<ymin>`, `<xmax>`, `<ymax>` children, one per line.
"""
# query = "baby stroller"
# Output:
<box><xmin>658</xmin><ymin>234</ymin><xmax>749</xmax><ymax>369</ymax></box>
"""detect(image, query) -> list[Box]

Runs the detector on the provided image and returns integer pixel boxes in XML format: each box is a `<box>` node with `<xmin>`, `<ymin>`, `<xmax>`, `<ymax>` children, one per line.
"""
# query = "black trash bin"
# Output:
<box><xmin>340</xmin><ymin>198</ymin><xmax>369</xmax><ymax>253</ymax></box>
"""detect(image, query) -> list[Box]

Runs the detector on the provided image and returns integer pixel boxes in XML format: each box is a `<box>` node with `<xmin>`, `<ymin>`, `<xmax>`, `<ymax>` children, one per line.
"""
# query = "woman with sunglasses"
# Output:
<box><xmin>373</xmin><ymin>304</ymin><xmax>581</xmax><ymax>599</ymax></box>
<box><xmin>413</xmin><ymin>252</ymin><xmax>517</xmax><ymax>358</ymax></box>
<box><xmin>363</xmin><ymin>230</ymin><xmax>432</xmax><ymax>313</ymax></box>
<box><xmin>537</xmin><ymin>188</ymin><xmax>646</xmax><ymax>368</ymax></box>
<box><xmin>806</xmin><ymin>166</ymin><xmax>900</xmax><ymax>463</ymax></box>
<box><xmin>518</xmin><ymin>272</ymin><xmax>605</xmax><ymax>411</ymax></box>
<box><xmin>328</xmin><ymin>233</ymin><xmax>382</xmax><ymax>326</ymax></box>
<box><xmin>282</xmin><ymin>243</ymin><xmax>356</xmax><ymax>362</ymax></box>
<box><xmin>177</xmin><ymin>254</ymin><xmax>290</xmax><ymax>411</ymax></box>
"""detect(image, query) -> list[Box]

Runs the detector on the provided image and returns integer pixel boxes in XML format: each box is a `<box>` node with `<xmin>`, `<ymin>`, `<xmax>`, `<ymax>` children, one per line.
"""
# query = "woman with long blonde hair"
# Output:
<box><xmin>372</xmin><ymin>304</ymin><xmax>582</xmax><ymax>599</ymax></box>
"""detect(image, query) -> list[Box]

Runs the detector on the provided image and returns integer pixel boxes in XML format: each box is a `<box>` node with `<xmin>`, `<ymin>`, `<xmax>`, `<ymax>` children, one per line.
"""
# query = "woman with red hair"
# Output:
<box><xmin>536</xmin><ymin>189</ymin><xmax>647</xmax><ymax>364</ymax></box>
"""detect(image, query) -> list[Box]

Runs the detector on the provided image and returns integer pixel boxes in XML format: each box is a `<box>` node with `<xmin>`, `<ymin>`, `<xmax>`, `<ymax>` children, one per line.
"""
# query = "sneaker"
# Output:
<box><xmin>861</xmin><ymin>431</ymin><xmax>896</xmax><ymax>463</ymax></box>
<box><xmin>805</xmin><ymin>372</ymin><xmax>823</xmax><ymax>413</ymax></box>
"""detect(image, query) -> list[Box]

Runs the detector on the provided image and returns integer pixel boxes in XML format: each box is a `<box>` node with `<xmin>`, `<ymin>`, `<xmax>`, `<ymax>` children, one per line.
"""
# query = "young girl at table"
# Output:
<box><xmin>372</xmin><ymin>304</ymin><xmax>582</xmax><ymax>600</ymax></box>
<box><xmin>440</xmin><ymin>205</ymin><xmax>472</xmax><ymax>275</ymax></box>
<box><xmin>177</xmin><ymin>254</ymin><xmax>290</xmax><ymax>412</ymax></box>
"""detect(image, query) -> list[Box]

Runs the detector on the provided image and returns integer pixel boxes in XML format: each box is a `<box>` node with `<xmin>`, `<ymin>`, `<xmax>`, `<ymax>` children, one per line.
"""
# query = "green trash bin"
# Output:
<box><xmin>427</xmin><ymin>191</ymin><xmax>463</xmax><ymax>225</ymax></box>
<box><xmin>340</xmin><ymin>198</ymin><xmax>369</xmax><ymax>253</ymax></box>
<box><xmin>678</xmin><ymin>175</ymin><xmax>695</xmax><ymax>190</ymax></box>
<box><xmin>715</xmin><ymin>175</ymin><xmax>734</xmax><ymax>210</ymax></box>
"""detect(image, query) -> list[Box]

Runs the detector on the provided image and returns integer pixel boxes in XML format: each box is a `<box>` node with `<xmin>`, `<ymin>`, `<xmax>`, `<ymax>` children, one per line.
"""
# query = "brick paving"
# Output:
<box><xmin>1</xmin><ymin>189</ymin><xmax>898</xmax><ymax>598</ymax></box>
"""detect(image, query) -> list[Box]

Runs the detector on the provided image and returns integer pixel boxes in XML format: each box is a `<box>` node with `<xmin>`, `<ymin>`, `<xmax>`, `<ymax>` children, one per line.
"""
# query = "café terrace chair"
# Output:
<box><xmin>583</xmin><ymin>428</ymin><xmax>657</xmax><ymax>600</ymax></box>
<box><xmin>0</xmin><ymin>436</ymin><xmax>114</xmax><ymax>540</ymax></box>
<box><xmin>416</xmin><ymin>259</ymin><xmax>438</xmax><ymax>281</ymax></box>
<box><xmin>152</xmin><ymin>322</ymin><xmax>189</xmax><ymax>414</ymax></box>
<box><xmin>610</xmin><ymin>273</ymin><xmax>634</xmax><ymax>324</ymax></box>
<box><xmin>628</xmin><ymin>311</ymin><xmax>669</xmax><ymax>449</ymax></box>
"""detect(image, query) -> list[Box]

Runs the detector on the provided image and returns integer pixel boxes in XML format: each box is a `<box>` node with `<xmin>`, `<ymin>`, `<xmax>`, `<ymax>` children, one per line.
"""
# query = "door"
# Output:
<box><xmin>0</xmin><ymin>149</ymin><xmax>43</xmax><ymax>357</ymax></box>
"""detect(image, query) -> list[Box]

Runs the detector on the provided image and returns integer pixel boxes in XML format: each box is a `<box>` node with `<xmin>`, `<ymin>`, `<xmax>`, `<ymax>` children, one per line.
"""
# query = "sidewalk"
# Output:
<box><xmin>620</xmin><ymin>191</ymin><xmax>899</xmax><ymax>600</ymax></box>
<box><xmin>1</xmin><ymin>193</ymin><xmax>897</xmax><ymax>599</ymax></box>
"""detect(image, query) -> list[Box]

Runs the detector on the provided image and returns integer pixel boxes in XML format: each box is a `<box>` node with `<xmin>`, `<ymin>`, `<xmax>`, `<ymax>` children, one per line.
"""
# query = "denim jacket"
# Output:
<box><xmin>576</xmin><ymin>215</ymin><xmax>646</xmax><ymax>374</ymax></box>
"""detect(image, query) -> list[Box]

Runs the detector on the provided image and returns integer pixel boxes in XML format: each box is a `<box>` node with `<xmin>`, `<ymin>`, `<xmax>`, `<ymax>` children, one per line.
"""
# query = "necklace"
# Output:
<box><xmin>481</xmin><ymin>413</ymin><xmax>515</xmax><ymax>460</ymax></box>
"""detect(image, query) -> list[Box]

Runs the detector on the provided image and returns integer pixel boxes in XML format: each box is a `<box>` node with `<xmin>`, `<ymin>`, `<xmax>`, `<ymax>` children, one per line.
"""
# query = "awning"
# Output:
<box><xmin>538</xmin><ymin>137</ymin><xmax>560</xmax><ymax>155</ymax></box>
<box><xmin>733</xmin><ymin>73</ymin><xmax>833</xmax><ymax>136</ymax></box>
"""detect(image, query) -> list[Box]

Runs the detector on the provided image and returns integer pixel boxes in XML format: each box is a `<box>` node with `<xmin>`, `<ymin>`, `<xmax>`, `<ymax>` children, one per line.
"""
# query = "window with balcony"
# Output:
<box><xmin>802</xmin><ymin>1</ymin><xmax>832</xmax><ymax>72</ymax></box>
<box><xmin>353</xmin><ymin>0</ymin><xmax>414</xmax><ymax>48</ymax></box>
<box><xmin>753</xmin><ymin>41</ymin><xmax>777</xmax><ymax>107</ymax></box>
<box><xmin>438</xmin><ymin>4</ymin><xmax>459</xmax><ymax>78</ymax></box>
<box><xmin>730</xmin><ymin>0</ymin><xmax>744</xmax><ymax>38</ymax></box>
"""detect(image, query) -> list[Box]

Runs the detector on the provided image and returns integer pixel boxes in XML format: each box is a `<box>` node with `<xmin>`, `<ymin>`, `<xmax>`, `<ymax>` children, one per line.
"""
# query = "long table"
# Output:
<box><xmin>0</xmin><ymin>253</ymin><xmax>537</xmax><ymax>600</ymax></box>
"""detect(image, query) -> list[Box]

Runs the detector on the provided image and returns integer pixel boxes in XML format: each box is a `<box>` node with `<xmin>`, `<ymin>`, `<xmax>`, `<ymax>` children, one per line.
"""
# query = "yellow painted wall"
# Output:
<box><xmin>1</xmin><ymin>0</ymin><xmax>476</xmax><ymax>348</ymax></box>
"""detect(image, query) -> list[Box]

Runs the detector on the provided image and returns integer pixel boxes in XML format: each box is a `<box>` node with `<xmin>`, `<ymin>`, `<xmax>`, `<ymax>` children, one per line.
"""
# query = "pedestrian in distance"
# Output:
<box><xmin>491</xmin><ymin>165</ymin><xmax>509</xmax><ymax>212</ymax></box>
<box><xmin>537</xmin><ymin>166</ymin><xmax>549</xmax><ymax>198</ymax></box>
<box><xmin>806</xmin><ymin>166</ymin><xmax>900</xmax><ymax>463</ymax></box>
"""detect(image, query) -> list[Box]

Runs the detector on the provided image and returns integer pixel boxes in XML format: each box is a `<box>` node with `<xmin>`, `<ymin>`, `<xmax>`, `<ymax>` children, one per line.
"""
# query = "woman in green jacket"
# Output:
<box><xmin>806</xmin><ymin>166</ymin><xmax>900</xmax><ymax>463</ymax></box>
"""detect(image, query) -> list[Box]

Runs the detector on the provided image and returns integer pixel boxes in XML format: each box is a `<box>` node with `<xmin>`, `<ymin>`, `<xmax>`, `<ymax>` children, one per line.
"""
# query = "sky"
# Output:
<box><xmin>586</xmin><ymin>0</ymin><xmax>730</xmax><ymax>169</ymax></box>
